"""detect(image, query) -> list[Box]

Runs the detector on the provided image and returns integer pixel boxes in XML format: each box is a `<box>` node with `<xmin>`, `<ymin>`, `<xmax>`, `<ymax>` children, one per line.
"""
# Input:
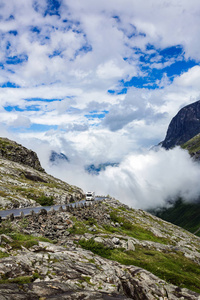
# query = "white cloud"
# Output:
<box><xmin>174</xmin><ymin>65</ymin><xmax>200</xmax><ymax>88</ymax></box>
<box><xmin>38</xmin><ymin>145</ymin><xmax>200</xmax><ymax>210</ymax></box>
<box><xmin>9</xmin><ymin>115</ymin><xmax>31</xmax><ymax>128</ymax></box>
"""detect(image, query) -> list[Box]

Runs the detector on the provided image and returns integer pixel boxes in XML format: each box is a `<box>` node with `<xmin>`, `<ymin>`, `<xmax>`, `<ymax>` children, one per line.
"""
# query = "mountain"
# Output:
<box><xmin>0</xmin><ymin>198</ymin><xmax>200</xmax><ymax>299</ymax></box>
<box><xmin>0</xmin><ymin>137</ymin><xmax>84</xmax><ymax>209</ymax></box>
<box><xmin>162</xmin><ymin>100</ymin><xmax>200</xmax><ymax>149</ymax></box>
<box><xmin>85</xmin><ymin>162</ymin><xmax>119</xmax><ymax>175</ymax></box>
<box><xmin>49</xmin><ymin>150</ymin><xmax>69</xmax><ymax>164</ymax></box>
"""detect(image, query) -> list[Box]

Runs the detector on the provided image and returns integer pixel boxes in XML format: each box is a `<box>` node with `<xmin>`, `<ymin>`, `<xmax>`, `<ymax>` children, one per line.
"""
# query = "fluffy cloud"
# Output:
<box><xmin>40</xmin><ymin>145</ymin><xmax>200</xmax><ymax>210</ymax></box>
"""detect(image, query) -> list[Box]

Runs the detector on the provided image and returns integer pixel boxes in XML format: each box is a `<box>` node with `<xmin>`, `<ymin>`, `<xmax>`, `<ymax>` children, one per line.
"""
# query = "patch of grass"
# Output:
<box><xmin>18</xmin><ymin>218</ymin><xmax>29</xmax><ymax>228</ymax></box>
<box><xmin>38</xmin><ymin>236</ymin><xmax>54</xmax><ymax>243</ymax></box>
<box><xmin>69</xmin><ymin>217</ymin><xmax>101</xmax><ymax>235</ymax></box>
<box><xmin>32</xmin><ymin>272</ymin><xmax>41</xmax><ymax>280</ymax></box>
<box><xmin>79</xmin><ymin>239</ymin><xmax>112</xmax><ymax>258</ymax></box>
<box><xmin>0</xmin><ymin>190</ymin><xmax>8</xmax><ymax>197</ymax></box>
<box><xmin>79</xmin><ymin>276</ymin><xmax>94</xmax><ymax>285</ymax></box>
<box><xmin>0</xmin><ymin>221</ymin><xmax>13</xmax><ymax>235</ymax></box>
<box><xmin>9</xmin><ymin>233</ymin><xmax>38</xmax><ymax>249</ymax></box>
<box><xmin>0</xmin><ymin>275</ymin><xmax>32</xmax><ymax>284</ymax></box>
<box><xmin>17</xmin><ymin>188</ymin><xmax>54</xmax><ymax>206</ymax></box>
<box><xmin>85</xmin><ymin>217</ymin><xmax>97</xmax><ymax>226</ymax></box>
<box><xmin>0</xmin><ymin>223</ymin><xmax>54</xmax><ymax>251</ymax></box>
<box><xmin>69</xmin><ymin>220</ymin><xmax>88</xmax><ymax>235</ymax></box>
<box><xmin>182</xmin><ymin>133</ymin><xmax>200</xmax><ymax>153</ymax></box>
<box><xmin>107</xmin><ymin>211</ymin><xmax>169</xmax><ymax>244</ymax></box>
<box><xmin>0</xmin><ymin>251</ymin><xmax>9</xmax><ymax>258</ymax></box>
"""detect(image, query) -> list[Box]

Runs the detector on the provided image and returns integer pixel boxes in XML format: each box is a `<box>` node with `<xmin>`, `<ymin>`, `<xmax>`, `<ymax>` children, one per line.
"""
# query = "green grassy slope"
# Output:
<box><xmin>181</xmin><ymin>133</ymin><xmax>200</xmax><ymax>155</ymax></box>
<box><xmin>152</xmin><ymin>198</ymin><xmax>200</xmax><ymax>237</ymax></box>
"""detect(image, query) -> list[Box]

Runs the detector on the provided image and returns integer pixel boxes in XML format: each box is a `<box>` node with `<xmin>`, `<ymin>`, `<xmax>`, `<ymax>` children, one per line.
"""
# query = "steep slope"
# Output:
<box><xmin>0</xmin><ymin>138</ymin><xmax>84</xmax><ymax>209</ymax></box>
<box><xmin>0</xmin><ymin>198</ymin><xmax>200</xmax><ymax>299</ymax></box>
<box><xmin>162</xmin><ymin>100</ymin><xmax>200</xmax><ymax>149</ymax></box>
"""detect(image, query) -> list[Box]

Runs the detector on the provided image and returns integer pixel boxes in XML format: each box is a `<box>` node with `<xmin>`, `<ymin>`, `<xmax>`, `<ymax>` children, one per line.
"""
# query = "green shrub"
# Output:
<box><xmin>79</xmin><ymin>239</ymin><xmax>112</xmax><ymax>258</ymax></box>
<box><xmin>85</xmin><ymin>217</ymin><xmax>97</xmax><ymax>226</ymax></box>
<box><xmin>36</xmin><ymin>194</ymin><xmax>54</xmax><ymax>206</ymax></box>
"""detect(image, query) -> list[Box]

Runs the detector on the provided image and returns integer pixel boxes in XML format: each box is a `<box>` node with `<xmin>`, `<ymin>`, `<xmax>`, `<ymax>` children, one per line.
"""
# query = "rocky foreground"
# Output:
<box><xmin>0</xmin><ymin>198</ymin><xmax>200</xmax><ymax>299</ymax></box>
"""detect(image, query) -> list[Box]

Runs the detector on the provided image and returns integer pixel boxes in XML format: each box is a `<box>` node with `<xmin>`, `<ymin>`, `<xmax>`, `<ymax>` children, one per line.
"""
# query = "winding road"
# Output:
<box><xmin>0</xmin><ymin>197</ymin><xmax>105</xmax><ymax>219</ymax></box>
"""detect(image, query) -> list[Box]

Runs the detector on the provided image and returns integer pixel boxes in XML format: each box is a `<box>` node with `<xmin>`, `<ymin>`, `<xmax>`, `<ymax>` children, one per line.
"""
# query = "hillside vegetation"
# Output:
<box><xmin>152</xmin><ymin>198</ymin><xmax>200</xmax><ymax>237</ymax></box>
<box><xmin>181</xmin><ymin>133</ymin><xmax>200</xmax><ymax>160</ymax></box>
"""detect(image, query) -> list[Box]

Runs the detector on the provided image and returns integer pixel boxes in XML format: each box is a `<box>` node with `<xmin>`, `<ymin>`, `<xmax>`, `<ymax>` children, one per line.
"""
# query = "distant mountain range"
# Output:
<box><xmin>49</xmin><ymin>151</ymin><xmax>119</xmax><ymax>175</ymax></box>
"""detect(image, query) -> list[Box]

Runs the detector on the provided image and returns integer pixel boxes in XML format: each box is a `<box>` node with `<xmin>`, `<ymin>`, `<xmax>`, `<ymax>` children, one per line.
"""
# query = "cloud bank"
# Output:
<box><xmin>36</xmin><ymin>143</ymin><xmax>200</xmax><ymax>210</ymax></box>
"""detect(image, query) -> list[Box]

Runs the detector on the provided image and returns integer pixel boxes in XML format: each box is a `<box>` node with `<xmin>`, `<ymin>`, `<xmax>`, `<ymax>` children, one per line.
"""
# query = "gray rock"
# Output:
<box><xmin>112</xmin><ymin>237</ymin><xmax>120</xmax><ymax>245</ymax></box>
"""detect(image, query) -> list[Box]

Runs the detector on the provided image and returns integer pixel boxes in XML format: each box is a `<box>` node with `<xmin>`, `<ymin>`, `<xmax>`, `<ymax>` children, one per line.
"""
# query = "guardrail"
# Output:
<box><xmin>0</xmin><ymin>197</ymin><xmax>107</xmax><ymax>221</ymax></box>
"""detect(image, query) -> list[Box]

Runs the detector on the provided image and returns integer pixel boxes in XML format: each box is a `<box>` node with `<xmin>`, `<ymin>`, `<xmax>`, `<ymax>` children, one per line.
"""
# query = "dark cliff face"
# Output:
<box><xmin>162</xmin><ymin>100</ymin><xmax>200</xmax><ymax>149</ymax></box>
<box><xmin>0</xmin><ymin>137</ymin><xmax>44</xmax><ymax>172</ymax></box>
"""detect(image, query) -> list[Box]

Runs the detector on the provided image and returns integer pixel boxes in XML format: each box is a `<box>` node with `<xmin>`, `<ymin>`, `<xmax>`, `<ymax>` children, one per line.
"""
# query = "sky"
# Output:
<box><xmin>1</xmin><ymin>0</ymin><xmax>200</xmax><ymax>208</ymax></box>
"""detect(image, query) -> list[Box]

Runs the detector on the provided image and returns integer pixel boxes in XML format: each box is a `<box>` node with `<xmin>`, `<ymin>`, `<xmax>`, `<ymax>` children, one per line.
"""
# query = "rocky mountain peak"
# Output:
<box><xmin>162</xmin><ymin>100</ymin><xmax>200</xmax><ymax>149</ymax></box>
<box><xmin>0</xmin><ymin>137</ymin><xmax>44</xmax><ymax>172</ymax></box>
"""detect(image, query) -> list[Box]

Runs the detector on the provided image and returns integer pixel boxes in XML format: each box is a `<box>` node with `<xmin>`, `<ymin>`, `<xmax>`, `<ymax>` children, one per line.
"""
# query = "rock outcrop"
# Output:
<box><xmin>162</xmin><ymin>100</ymin><xmax>200</xmax><ymax>149</ymax></box>
<box><xmin>0</xmin><ymin>137</ymin><xmax>44</xmax><ymax>172</ymax></box>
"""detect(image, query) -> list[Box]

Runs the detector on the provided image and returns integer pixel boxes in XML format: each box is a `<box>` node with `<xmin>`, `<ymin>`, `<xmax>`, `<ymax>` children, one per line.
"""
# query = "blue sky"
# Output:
<box><xmin>1</xmin><ymin>0</ymin><xmax>200</xmax><ymax>207</ymax></box>
<box><xmin>0</xmin><ymin>0</ymin><xmax>200</xmax><ymax>150</ymax></box>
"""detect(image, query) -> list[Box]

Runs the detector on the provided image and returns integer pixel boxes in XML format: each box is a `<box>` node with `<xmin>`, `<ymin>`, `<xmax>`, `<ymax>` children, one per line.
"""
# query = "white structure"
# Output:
<box><xmin>86</xmin><ymin>191</ymin><xmax>95</xmax><ymax>201</ymax></box>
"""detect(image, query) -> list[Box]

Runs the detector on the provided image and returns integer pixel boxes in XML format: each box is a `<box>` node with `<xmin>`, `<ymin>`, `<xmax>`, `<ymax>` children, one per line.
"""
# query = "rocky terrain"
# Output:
<box><xmin>0</xmin><ymin>198</ymin><xmax>200</xmax><ymax>299</ymax></box>
<box><xmin>0</xmin><ymin>138</ymin><xmax>84</xmax><ymax>209</ymax></box>
<box><xmin>162</xmin><ymin>100</ymin><xmax>200</xmax><ymax>149</ymax></box>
